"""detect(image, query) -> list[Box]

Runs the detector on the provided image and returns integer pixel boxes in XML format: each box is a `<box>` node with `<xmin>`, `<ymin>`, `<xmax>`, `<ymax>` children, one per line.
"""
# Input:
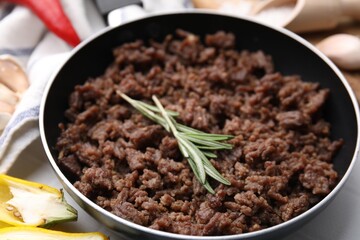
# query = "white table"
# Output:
<box><xmin>8</xmin><ymin>137</ymin><xmax>360</xmax><ymax>240</ymax></box>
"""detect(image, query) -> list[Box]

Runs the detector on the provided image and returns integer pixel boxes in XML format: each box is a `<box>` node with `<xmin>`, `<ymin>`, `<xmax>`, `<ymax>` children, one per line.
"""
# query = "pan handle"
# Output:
<box><xmin>93</xmin><ymin>0</ymin><xmax>143</xmax><ymax>19</ymax></box>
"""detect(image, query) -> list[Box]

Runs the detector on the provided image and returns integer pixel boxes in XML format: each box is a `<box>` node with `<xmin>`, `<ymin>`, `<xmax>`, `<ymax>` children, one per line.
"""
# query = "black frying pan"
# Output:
<box><xmin>40</xmin><ymin>11</ymin><xmax>360</xmax><ymax>240</ymax></box>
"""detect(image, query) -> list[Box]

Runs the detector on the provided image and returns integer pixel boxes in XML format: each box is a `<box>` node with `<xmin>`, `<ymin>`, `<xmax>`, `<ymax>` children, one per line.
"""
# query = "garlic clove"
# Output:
<box><xmin>316</xmin><ymin>34</ymin><xmax>360</xmax><ymax>70</ymax></box>
<box><xmin>0</xmin><ymin>83</ymin><xmax>19</xmax><ymax>106</ymax></box>
<box><xmin>0</xmin><ymin>112</ymin><xmax>11</xmax><ymax>131</ymax></box>
<box><xmin>0</xmin><ymin>55</ymin><xmax>29</xmax><ymax>93</ymax></box>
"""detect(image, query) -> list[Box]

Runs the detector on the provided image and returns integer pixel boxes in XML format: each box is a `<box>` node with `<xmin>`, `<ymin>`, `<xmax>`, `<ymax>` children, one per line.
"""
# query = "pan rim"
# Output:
<box><xmin>39</xmin><ymin>9</ymin><xmax>360</xmax><ymax>240</ymax></box>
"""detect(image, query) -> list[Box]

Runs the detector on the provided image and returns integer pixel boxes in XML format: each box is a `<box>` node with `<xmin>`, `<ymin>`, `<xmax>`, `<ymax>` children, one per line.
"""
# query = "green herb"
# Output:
<box><xmin>117</xmin><ymin>91</ymin><xmax>233</xmax><ymax>194</ymax></box>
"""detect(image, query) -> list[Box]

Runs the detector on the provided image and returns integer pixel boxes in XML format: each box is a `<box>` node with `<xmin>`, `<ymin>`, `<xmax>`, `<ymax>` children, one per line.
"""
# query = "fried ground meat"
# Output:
<box><xmin>56</xmin><ymin>30</ymin><xmax>342</xmax><ymax>236</ymax></box>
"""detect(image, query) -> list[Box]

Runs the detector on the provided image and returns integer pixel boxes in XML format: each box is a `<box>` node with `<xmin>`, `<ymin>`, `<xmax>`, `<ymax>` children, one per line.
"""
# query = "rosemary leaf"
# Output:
<box><xmin>180</xmin><ymin>133</ymin><xmax>233</xmax><ymax>149</ymax></box>
<box><xmin>182</xmin><ymin>132</ymin><xmax>234</xmax><ymax>141</ymax></box>
<box><xmin>202</xmin><ymin>151</ymin><xmax>218</xmax><ymax>158</ymax></box>
<box><xmin>203</xmin><ymin>163</ymin><xmax>231</xmax><ymax>185</ymax></box>
<box><xmin>188</xmin><ymin>158</ymin><xmax>215</xmax><ymax>194</ymax></box>
<box><xmin>178</xmin><ymin>141</ymin><xmax>190</xmax><ymax>158</ymax></box>
<box><xmin>203</xmin><ymin>182</ymin><xmax>215</xmax><ymax>194</ymax></box>
<box><xmin>176</xmin><ymin>123</ymin><xmax>204</xmax><ymax>134</ymax></box>
<box><xmin>195</xmin><ymin>147</ymin><xmax>231</xmax><ymax>185</ymax></box>
<box><xmin>176</xmin><ymin>135</ymin><xmax>207</xmax><ymax>184</ymax></box>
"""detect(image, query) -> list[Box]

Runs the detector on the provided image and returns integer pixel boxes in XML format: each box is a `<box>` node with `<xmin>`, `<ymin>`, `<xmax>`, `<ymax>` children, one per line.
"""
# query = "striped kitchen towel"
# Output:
<box><xmin>0</xmin><ymin>0</ymin><xmax>105</xmax><ymax>173</ymax></box>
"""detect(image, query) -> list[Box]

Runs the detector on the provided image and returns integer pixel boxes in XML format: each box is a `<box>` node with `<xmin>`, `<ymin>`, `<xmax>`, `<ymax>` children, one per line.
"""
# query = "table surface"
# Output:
<box><xmin>7</xmin><ymin>21</ymin><xmax>360</xmax><ymax>240</ymax></box>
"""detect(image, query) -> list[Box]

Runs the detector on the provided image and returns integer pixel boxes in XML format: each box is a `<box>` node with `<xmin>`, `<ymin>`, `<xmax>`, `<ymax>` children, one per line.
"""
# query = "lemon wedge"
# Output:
<box><xmin>0</xmin><ymin>174</ymin><xmax>77</xmax><ymax>227</ymax></box>
<box><xmin>0</xmin><ymin>227</ymin><xmax>108</xmax><ymax>240</ymax></box>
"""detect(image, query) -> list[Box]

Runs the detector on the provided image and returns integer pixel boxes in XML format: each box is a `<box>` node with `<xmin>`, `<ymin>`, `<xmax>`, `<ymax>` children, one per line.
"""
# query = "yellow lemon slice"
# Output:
<box><xmin>0</xmin><ymin>174</ymin><xmax>77</xmax><ymax>227</ymax></box>
<box><xmin>0</xmin><ymin>227</ymin><xmax>108</xmax><ymax>240</ymax></box>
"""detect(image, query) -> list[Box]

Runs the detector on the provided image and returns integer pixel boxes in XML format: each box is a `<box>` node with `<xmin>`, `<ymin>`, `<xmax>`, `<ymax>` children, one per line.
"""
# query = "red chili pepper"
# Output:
<box><xmin>2</xmin><ymin>0</ymin><xmax>81</xmax><ymax>47</ymax></box>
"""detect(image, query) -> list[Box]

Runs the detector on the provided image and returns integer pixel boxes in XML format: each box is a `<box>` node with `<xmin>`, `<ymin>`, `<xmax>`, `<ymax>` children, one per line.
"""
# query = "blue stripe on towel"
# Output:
<box><xmin>0</xmin><ymin>47</ymin><xmax>35</xmax><ymax>57</ymax></box>
<box><xmin>0</xmin><ymin>105</ymin><xmax>40</xmax><ymax>147</ymax></box>
<box><xmin>183</xmin><ymin>0</ymin><xmax>192</xmax><ymax>7</ymax></box>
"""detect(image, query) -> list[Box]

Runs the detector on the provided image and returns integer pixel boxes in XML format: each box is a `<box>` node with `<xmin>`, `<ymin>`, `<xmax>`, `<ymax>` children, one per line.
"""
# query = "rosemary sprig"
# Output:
<box><xmin>117</xmin><ymin>91</ymin><xmax>233</xmax><ymax>194</ymax></box>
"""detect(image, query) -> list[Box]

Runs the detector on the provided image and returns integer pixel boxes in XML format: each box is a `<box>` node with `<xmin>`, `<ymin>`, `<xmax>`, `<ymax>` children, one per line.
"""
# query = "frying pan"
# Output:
<box><xmin>39</xmin><ymin>11</ymin><xmax>360</xmax><ymax>240</ymax></box>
